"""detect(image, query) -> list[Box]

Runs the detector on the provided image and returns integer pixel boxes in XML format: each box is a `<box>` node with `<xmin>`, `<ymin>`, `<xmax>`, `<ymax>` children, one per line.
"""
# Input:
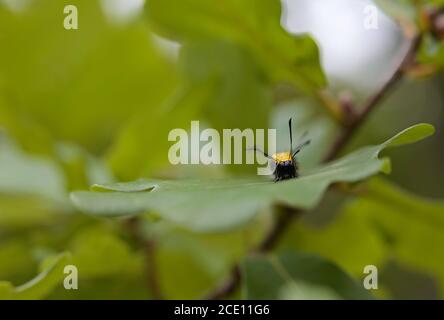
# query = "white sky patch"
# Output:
<box><xmin>281</xmin><ymin>0</ymin><xmax>409</xmax><ymax>94</ymax></box>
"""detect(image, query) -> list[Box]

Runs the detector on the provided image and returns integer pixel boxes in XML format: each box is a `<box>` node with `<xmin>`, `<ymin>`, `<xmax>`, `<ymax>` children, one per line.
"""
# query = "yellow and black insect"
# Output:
<box><xmin>254</xmin><ymin>118</ymin><xmax>310</xmax><ymax>182</ymax></box>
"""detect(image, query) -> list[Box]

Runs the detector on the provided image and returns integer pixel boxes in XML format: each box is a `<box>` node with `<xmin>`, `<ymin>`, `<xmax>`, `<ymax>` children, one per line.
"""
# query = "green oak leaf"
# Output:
<box><xmin>179</xmin><ymin>40</ymin><xmax>272</xmax><ymax>132</ymax></box>
<box><xmin>108</xmin><ymin>39</ymin><xmax>274</xmax><ymax>179</ymax></box>
<box><xmin>71</xmin><ymin>124</ymin><xmax>434</xmax><ymax>232</ymax></box>
<box><xmin>145</xmin><ymin>0</ymin><xmax>326</xmax><ymax>92</ymax></box>
<box><xmin>241</xmin><ymin>252</ymin><xmax>373</xmax><ymax>300</ymax></box>
<box><xmin>0</xmin><ymin>253</ymin><xmax>71</xmax><ymax>300</ymax></box>
<box><xmin>342</xmin><ymin>178</ymin><xmax>444</xmax><ymax>296</ymax></box>
<box><xmin>0</xmin><ymin>0</ymin><xmax>176</xmax><ymax>155</ymax></box>
<box><xmin>107</xmin><ymin>82</ymin><xmax>215</xmax><ymax>180</ymax></box>
<box><xmin>278</xmin><ymin>201</ymin><xmax>388</xmax><ymax>279</ymax></box>
<box><xmin>282</xmin><ymin>177</ymin><xmax>444</xmax><ymax>299</ymax></box>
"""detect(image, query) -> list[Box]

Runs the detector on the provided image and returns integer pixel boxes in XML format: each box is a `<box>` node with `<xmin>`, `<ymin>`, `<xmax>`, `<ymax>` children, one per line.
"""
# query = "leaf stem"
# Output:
<box><xmin>205</xmin><ymin>32</ymin><xmax>422</xmax><ymax>300</ymax></box>
<box><xmin>126</xmin><ymin>217</ymin><xmax>163</xmax><ymax>299</ymax></box>
<box><xmin>324</xmin><ymin>33</ymin><xmax>422</xmax><ymax>161</ymax></box>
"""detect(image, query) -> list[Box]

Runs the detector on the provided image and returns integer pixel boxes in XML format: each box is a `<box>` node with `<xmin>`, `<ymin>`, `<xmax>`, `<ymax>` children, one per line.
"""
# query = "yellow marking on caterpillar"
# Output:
<box><xmin>272</xmin><ymin>152</ymin><xmax>292</xmax><ymax>163</ymax></box>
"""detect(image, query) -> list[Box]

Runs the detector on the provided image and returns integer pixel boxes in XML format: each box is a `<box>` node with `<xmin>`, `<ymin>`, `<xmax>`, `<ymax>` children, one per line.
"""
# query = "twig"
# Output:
<box><xmin>324</xmin><ymin>34</ymin><xmax>422</xmax><ymax>161</ymax></box>
<box><xmin>126</xmin><ymin>217</ymin><xmax>163</xmax><ymax>299</ymax></box>
<box><xmin>205</xmin><ymin>33</ymin><xmax>422</xmax><ymax>300</ymax></box>
<box><xmin>205</xmin><ymin>266</ymin><xmax>241</xmax><ymax>300</ymax></box>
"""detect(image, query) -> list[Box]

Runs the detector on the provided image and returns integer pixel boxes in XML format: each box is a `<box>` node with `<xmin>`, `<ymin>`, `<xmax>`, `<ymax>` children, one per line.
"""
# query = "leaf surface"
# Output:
<box><xmin>71</xmin><ymin>124</ymin><xmax>434</xmax><ymax>232</ymax></box>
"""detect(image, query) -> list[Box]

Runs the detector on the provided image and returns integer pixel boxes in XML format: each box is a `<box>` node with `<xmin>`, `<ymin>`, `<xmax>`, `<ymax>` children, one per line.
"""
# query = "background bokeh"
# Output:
<box><xmin>0</xmin><ymin>0</ymin><xmax>443</xmax><ymax>299</ymax></box>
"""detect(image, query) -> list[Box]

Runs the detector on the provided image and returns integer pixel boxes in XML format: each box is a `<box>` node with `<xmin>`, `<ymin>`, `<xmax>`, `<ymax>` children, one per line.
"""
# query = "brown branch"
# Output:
<box><xmin>126</xmin><ymin>217</ymin><xmax>163</xmax><ymax>299</ymax></box>
<box><xmin>205</xmin><ymin>33</ymin><xmax>422</xmax><ymax>301</ymax></box>
<box><xmin>324</xmin><ymin>34</ymin><xmax>422</xmax><ymax>162</ymax></box>
<box><xmin>256</xmin><ymin>205</ymin><xmax>303</xmax><ymax>252</ymax></box>
<box><xmin>205</xmin><ymin>266</ymin><xmax>241</xmax><ymax>300</ymax></box>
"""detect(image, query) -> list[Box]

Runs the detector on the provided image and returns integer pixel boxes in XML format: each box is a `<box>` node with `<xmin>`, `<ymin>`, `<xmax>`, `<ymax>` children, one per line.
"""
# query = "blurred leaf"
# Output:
<box><xmin>157</xmin><ymin>247</ymin><xmax>214</xmax><ymax>299</ymax></box>
<box><xmin>68</xmin><ymin>226</ymin><xmax>138</xmax><ymax>279</ymax></box>
<box><xmin>0</xmin><ymin>135</ymin><xmax>67</xmax><ymax>203</ymax></box>
<box><xmin>0</xmin><ymin>134</ymin><xmax>111</xmax><ymax>237</ymax></box>
<box><xmin>0</xmin><ymin>240</ymin><xmax>36</xmax><ymax>283</ymax></box>
<box><xmin>278</xmin><ymin>207</ymin><xmax>388</xmax><ymax>277</ymax></box>
<box><xmin>154</xmin><ymin>219</ymin><xmax>268</xmax><ymax>299</ymax></box>
<box><xmin>381</xmin><ymin>260</ymin><xmax>441</xmax><ymax>299</ymax></box>
<box><xmin>241</xmin><ymin>252</ymin><xmax>373</xmax><ymax>299</ymax></box>
<box><xmin>0</xmin><ymin>0</ymin><xmax>176</xmax><ymax>155</ymax></box>
<box><xmin>374</xmin><ymin>0</ymin><xmax>417</xmax><ymax>23</ymax></box>
<box><xmin>342</xmin><ymin>178</ymin><xmax>444</xmax><ymax>296</ymax></box>
<box><xmin>71</xmin><ymin>124</ymin><xmax>434</xmax><ymax>232</ymax></box>
<box><xmin>179</xmin><ymin>39</ymin><xmax>274</xmax><ymax>176</ymax></box>
<box><xmin>0</xmin><ymin>252</ymin><xmax>70</xmax><ymax>299</ymax></box>
<box><xmin>179</xmin><ymin>39</ymin><xmax>272</xmax><ymax>132</ymax></box>
<box><xmin>145</xmin><ymin>0</ymin><xmax>326</xmax><ymax>92</ymax></box>
<box><xmin>108</xmin><ymin>38</ymin><xmax>275</xmax><ymax>179</ymax></box>
<box><xmin>107</xmin><ymin>82</ymin><xmax>215</xmax><ymax>180</ymax></box>
<box><xmin>418</xmin><ymin>33</ymin><xmax>444</xmax><ymax>68</ymax></box>
<box><xmin>281</xmin><ymin>177</ymin><xmax>444</xmax><ymax>298</ymax></box>
<box><xmin>55</xmin><ymin>142</ymin><xmax>114</xmax><ymax>191</ymax></box>
<box><xmin>0</xmin><ymin>195</ymin><xmax>60</xmax><ymax>230</ymax></box>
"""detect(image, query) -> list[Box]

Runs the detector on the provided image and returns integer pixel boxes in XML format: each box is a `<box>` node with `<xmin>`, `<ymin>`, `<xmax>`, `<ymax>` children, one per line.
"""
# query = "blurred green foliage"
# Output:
<box><xmin>241</xmin><ymin>252</ymin><xmax>373</xmax><ymax>299</ymax></box>
<box><xmin>0</xmin><ymin>0</ymin><xmax>443</xmax><ymax>300</ymax></box>
<box><xmin>279</xmin><ymin>178</ymin><xmax>444</xmax><ymax>298</ymax></box>
<box><xmin>0</xmin><ymin>253</ymin><xmax>70</xmax><ymax>299</ymax></box>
